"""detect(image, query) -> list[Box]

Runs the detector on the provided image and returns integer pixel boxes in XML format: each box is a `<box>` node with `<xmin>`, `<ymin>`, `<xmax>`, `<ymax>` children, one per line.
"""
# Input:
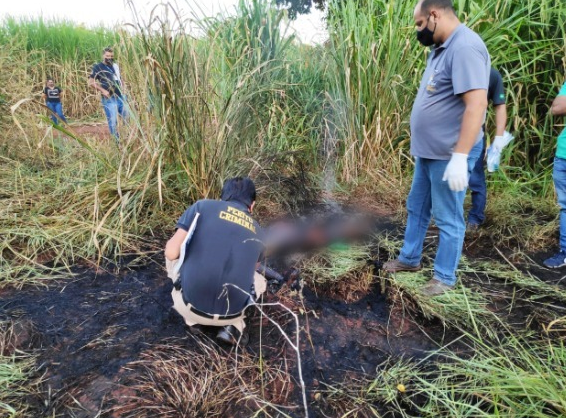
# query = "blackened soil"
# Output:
<box><xmin>0</xmin><ymin>256</ymin><xmax>444</xmax><ymax>417</ymax></box>
<box><xmin>300</xmin><ymin>285</ymin><xmax>437</xmax><ymax>382</ymax></box>
<box><xmin>2</xmin><ymin>213</ymin><xmax>565</xmax><ymax>417</ymax></box>
<box><xmin>0</xmin><ymin>261</ymin><xmax>191</xmax><ymax>416</ymax></box>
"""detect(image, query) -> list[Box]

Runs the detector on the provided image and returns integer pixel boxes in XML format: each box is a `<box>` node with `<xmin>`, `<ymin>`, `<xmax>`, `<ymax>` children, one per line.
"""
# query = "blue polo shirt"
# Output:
<box><xmin>410</xmin><ymin>24</ymin><xmax>491</xmax><ymax>160</ymax></box>
<box><xmin>555</xmin><ymin>82</ymin><xmax>566</xmax><ymax>159</ymax></box>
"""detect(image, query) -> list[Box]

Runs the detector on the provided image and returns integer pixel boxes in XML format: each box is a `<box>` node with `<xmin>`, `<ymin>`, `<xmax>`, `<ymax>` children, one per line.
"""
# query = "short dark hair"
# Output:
<box><xmin>420</xmin><ymin>0</ymin><xmax>455</xmax><ymax>15</ymax></box>
<box><xmin>221</xmin><ymin>177</ymin><xmax>256</xmax><ymax>208</ymax></box>
<box><xmin>103</xmin><ymin>47</ymin><xmax>113</xmax><ymax>53</ymax></box>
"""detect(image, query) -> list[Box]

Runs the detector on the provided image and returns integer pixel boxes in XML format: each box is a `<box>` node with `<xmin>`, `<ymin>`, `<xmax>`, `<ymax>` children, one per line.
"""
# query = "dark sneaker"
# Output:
<box><xmin>420</xmin><ymin>279</ymin><xmax>453</xmax><ymax>296</ymax></box>
<box><xmin>382</xmin><ymin>259</ymin><xmax>422</xmax><ymax>273</ymax></box>
<box><xmin>216</xmin><ymin>325</ymin><xmax>249</xmax><ymax>346</ymax></box>
<box><xmin>543</xmin><ymin>251</ymin><xmax>566</xmax><ymax>269</ymax></box>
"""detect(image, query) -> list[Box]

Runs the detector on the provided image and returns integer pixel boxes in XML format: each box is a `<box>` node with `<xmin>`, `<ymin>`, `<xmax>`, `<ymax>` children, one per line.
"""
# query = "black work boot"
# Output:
<box><xmin>216</xmin><ymin>325</ymin><xmax>249</xmax><ymax>346</ymax></box>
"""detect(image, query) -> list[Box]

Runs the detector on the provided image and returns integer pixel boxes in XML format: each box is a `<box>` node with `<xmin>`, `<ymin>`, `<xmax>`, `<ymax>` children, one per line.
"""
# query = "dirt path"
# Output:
<box><xmin>70</xmin><ymin>123</ymin><xmax>109</xmax><ymax>141</ymax></box>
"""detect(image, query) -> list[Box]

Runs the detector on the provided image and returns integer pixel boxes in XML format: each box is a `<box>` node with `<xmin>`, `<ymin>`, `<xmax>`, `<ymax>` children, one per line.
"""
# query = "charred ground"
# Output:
<box><xmin>1</xmin><ymin>209</ymin><xmax>565</xmax><ymax>417</ymax></box>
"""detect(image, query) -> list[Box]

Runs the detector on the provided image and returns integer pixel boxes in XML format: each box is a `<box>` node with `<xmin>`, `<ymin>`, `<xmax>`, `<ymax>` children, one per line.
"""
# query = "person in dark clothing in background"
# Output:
<box><xmin>164</xmin><ymin>177</ymin><xmax>266</xmax><ymax>345</ymax></box>
<box><xmin>88</xmin><ymin>47</ymin><xmax>127</xmax><ymax>142</ymax></box>
<box><xmin>466</xmin><ymin>67</ymin><xmax>509</xmax><ymax>230</ymax></box>
<box><xmin>42</xmin><ymin>78</ymin><xmax>68</xmax><ymax>125</ymax></box>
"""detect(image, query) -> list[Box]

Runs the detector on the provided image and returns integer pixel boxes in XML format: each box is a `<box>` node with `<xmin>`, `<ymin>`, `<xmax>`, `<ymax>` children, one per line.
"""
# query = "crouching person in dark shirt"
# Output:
<box><xmin>164</xmin><ymin>177</ymin><xmax>266</xmax><ymax>346</ymax></box>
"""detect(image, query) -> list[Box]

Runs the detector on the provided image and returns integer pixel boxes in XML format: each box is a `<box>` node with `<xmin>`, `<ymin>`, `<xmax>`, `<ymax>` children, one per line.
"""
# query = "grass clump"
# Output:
<box><xmin>0</xmin><ymin>321</ymin><xmax>41</xmax><ymax>418</ymax></box>
<box><xmin>0</xmin><ymin>146</ymin><xmax>168</xmax><ymax>284</ymax></box>
<box><xmin>301</xmin><ymin>244</ymin><xmax>375</xmax><ymax>301</ymax></box>
<box><xmin>478</xmin><ymin>168</ymin><xmax>557</xmax><ymax>252</ymax></box>
<box><xmin>107</xmin><ymin>339</ymin><xmax>295</xmax><ymax>418</ymax></box>
<box><xmin>388</xmin><ymin>272</ymin><xmax>498</xmax><ymax>339</ymax></box>
<box><xmin>323</xmin><ymin>333</ymin><xmax>566</xmax><ymax>418</ymax></box>
<box><xmin>401</xmin><ymin>335</ymin><xmax>566</xmax><ymax>417</ymax></box>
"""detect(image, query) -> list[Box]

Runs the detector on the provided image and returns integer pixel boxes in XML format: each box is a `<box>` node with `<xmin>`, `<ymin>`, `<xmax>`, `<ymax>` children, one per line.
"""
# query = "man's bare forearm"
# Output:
<box><xmin>494</xmin><ymin>104</ymin><xmax>507</xmax><ymax>136</ymax></box>
<box><xmin>453</xmin><ymin>89</ymin><xmax>488</xmax><ymax>154</ymax></box>
<box><xmin>551</xmin><ymin>96</ymin><xmax>566</xmax><ymax>116</ymax></box>
<box><xmin>88</xmin><ymin>78</ymin><xmax>109</xmax><ymax>97</ymax></box>
<box><xmin>454</xmin><ymin>105</ymin><xmax>487</xmax><ymax>153</ymax></box>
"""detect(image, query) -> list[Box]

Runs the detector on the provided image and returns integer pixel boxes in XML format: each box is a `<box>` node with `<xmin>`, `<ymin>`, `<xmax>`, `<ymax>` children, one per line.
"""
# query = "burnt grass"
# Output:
<box><xmin>1</xmin><ymin>212</ymin><xmax>565</xmax><ymax>417</ymax></box>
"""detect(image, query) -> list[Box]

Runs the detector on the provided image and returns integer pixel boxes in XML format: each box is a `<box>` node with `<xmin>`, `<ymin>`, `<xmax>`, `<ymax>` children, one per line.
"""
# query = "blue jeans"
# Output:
<box><xmin>468</xmin><ymin>140</ymin><xmax>487</xmax><ymax>225</ymax></box>
<box><xmin>553</xmin><ymin>157</ymin><xmax>566</xmax><ymax>252</ymax></box>
<box><xmin>398</xmin><ymin>142</ymin><xmax>482</xmax><ymax>286</ymax></box>
<box><xmin>46</xmin><ymin>102</ymin><xmax>67</xmax><ymax>125</ymax></box>
<box><xmin>102</xmin><ymin>96</ymin><xmax>128</xmax><ymax>140</ymax></box>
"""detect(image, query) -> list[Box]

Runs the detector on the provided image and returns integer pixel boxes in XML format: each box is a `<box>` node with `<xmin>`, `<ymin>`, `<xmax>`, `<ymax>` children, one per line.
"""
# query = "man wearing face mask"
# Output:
<box><xmin>383</xmin><ymin>0</ymin><xmax>490</xmax><ymax>296</ymax></box>
<box><xmin>88</xmin><ymin>47</ymin><xmax>127</xmax><ymax>142</ymax></box>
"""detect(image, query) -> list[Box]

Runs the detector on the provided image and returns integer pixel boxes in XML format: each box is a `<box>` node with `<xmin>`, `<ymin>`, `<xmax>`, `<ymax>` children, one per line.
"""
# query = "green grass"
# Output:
<box><xmin>0</xmin><ymin>322</ymin><xmax>41</xmax><ymax>417</ymax></box>
<box><xmin>326</xmin><ymin>0</ymin><xmax>566</xmax><ymax>184</ymax></box>
<box><xmin>462</xmin><ymin>162</ymin><xmax>558</xmax><ymax>251</ymax></box>
<box><xmin>399</xmin><ymin>334</ymin><xmax>566</xmax><ymax>417</ymax></box>
<box><xmin>0</xmin><ymin>16</ymin><xmax>119</xmax><ymax>62</ymax></box>
<box><xmin>389</xmin><ymin>271</ymin><xmax>499</xmax><ymax>339</ymax></box>
<box><xmin>322</xmin><ymin>333</ymin><xmax>566</xmax><ymax>418</ymax></box>
<box><xmin>300</xmin><ymin>244</ymin><xmax>375</xmax><ymax>300</ymax></box>
<box><xmin>0</xmin><ymin>1</ymin><xmax>565</xmax><ymax>417</ymax></box>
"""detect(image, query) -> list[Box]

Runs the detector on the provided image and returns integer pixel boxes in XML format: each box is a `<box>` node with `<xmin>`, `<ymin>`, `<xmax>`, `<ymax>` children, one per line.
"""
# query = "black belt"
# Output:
<box><xmin>175</xmin><ymin>278</ymin><xmax>244</xmax><ymax>320</ymax></box>
<box><xmin>178</xmin><ymin>288</ymin><xmax>242</xmax><ymax>320</ymax></box>
<box><xmin>188</xmin><ymin>305</ymin><xmax>242</xmax><ymax>320</ymax></box>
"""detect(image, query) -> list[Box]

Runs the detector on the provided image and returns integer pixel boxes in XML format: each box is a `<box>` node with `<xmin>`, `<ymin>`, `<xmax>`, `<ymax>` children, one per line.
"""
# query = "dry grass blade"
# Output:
<box><xmin>460</xmin><ymin>257</ymin><xmax>566</xmax><ymax>304</ymax></box>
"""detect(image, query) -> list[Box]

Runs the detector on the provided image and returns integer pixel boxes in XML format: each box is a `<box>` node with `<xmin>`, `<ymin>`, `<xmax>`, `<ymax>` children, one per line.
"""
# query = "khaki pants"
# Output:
<box><xmin>166</xmin><ymin>258</ymin><xmax>266</xmax><ymax>332</ymax></box>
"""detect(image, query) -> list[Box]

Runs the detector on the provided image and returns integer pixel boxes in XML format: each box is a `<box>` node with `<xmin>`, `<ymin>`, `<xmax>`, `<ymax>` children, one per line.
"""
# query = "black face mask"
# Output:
<box><xmin>416</xmin><ymin>15</ymin><xmax>437</xmax><ymax>47</ymax></box>
<box><xmin>104</xmin><ymin>58</ymin><xmax>114</xmax><ymax>66</ymax></box>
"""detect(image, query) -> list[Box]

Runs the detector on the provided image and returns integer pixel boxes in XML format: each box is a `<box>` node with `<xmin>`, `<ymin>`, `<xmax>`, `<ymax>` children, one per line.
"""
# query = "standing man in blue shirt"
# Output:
<box><xmin>467</xmin><ymin>67</ymin><xmax>508</xmax><ymax>230</ymax></box>
<box><xmin>88</xmin><ymin>47</ymin><xmax>127</xmax><ymax>143</ymax></box>
<box><xmin>543</xmin><ymin>80</ymin><xmax>566</xmax><ymax>268</ymax></box>
<box><xmin>383</xmin><ymin>0</ymin><xmax>490</xmax><ymax>295</ymax></box>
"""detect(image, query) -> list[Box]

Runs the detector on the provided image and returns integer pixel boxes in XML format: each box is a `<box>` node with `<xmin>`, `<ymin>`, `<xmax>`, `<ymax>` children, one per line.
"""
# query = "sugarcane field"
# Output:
<box><xmin>1</xmin><ymin>0</ymin><xmax>565</xmax><ymax>417</ymax></box>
